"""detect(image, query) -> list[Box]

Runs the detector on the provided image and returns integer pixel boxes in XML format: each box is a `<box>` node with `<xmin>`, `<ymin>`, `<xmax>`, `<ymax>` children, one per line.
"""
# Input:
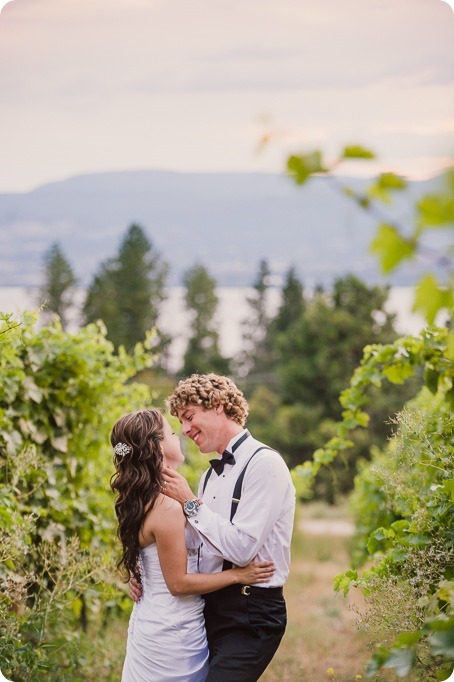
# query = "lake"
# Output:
<box><xmin>0</xmin><ymin>286</ymin><xmax>436</xmax><ymax>372</ymax></box>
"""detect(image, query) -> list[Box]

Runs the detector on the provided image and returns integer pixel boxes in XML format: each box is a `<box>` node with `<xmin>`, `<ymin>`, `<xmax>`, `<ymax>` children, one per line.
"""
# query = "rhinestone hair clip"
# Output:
<box><xmin>114</xmin><ymin>442</ymin><xmax>132</xmax><ymax>458</ymax></box>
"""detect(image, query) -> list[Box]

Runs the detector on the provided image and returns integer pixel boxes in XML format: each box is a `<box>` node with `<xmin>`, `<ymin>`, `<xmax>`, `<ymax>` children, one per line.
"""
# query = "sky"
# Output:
<box><xmin>0</xmin><ymin>0</ymin><xmax>453</xmax><ymax>193</ymax></box>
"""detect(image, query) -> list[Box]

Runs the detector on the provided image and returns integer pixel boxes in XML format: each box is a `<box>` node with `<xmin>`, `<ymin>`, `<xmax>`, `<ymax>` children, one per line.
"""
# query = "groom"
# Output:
<box><xmin>134</xmin><ymin>373</ymin><xmax>295</xmax><ymax>681</ymax></box>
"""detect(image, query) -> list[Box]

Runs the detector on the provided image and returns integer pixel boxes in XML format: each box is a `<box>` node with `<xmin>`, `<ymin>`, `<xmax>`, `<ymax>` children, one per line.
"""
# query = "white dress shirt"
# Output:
<box><xmin>187</xmin><ymin>429</ymin><xmax>296</xmax><ymax>587</ymax></box>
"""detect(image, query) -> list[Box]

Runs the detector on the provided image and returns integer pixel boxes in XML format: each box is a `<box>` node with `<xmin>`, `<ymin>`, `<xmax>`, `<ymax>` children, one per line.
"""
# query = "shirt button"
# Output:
<box><xmin>195</xmin><ymin>520</ymin><xmax>199</xmax><ymax>524</ymax></box>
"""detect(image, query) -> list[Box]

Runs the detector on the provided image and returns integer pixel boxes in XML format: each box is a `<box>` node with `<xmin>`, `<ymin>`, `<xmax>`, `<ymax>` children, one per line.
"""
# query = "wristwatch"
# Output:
<box><xmin>183</xmin><ymin>498</ymin><xmax>202</xmax><ymax>518</ymax></box>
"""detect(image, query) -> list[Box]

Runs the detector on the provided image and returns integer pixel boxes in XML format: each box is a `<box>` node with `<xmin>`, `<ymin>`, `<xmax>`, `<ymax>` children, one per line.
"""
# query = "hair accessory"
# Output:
<box><xmin>114</xmin><ymin>442</ymin><xmax>132</xmax><ymax>458</ymax></box>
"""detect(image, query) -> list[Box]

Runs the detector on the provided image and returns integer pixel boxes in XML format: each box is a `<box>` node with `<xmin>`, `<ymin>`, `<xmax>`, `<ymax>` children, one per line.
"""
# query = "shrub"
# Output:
<box><xmin>0</xmin><ymin>311</ymin><xmax>152</xmax><ymax>679</ymax></box>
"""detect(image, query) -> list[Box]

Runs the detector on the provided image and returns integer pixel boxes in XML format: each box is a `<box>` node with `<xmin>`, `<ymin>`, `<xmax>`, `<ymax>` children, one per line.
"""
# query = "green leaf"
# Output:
<box><xmin>286</xmin><ymin>151</ymin><xmax>327</xmax><ymax>184</ymax></box>
<box><xmin>373</xmin><ymin>527</ymin><xmax>394</xmax><ymax>541</ymax></box>
<box><xmin>366</xmin><ymin>647</ymin><xmax>390</xmax><ymax>676</ymax></box>
<box><xmin>383</xmin><ymin>363</ymin><xmax>415</xmax><ymax>384</ymax></box>
<box><xmin>383</xmin><ymin>648</ymin><xmax>416</xmax><ymax>677</ymax></box>
<box><xmin>341</xmin><ymin>145</ymin><xmax>375</xmax><ymax>160</ymax></box>
<box><xmin>407</xmin><ymin>534</ymin><xmax>431</xmax><ymax>546</ymax></box>
<box><xmin>424</xmin><ymin>367</ymin><xmax>440</xmax><ymax>394</ymax></box>
<box><xmin>435</xmin><ymin>665</ymin><xmax>454</xmax><ymax>681</ymax></box>
<box><xmin>394</xmin><ymin>631</ymin><xmax>423</xmax><ymax>647</ymax></box>
<box><xmin>442</xmin><ymin>479</ymin><xmax>454</xmax><ymax>503</ymax></box>
<box><xmin>333</xmin><ymin>570</ymin><xmax>358</xmax><ymax>596</ymax></box>
<box><xmin>377</xmin><ymin>173</ymin><xmax>407</xmax><ymax>191</ymax></box>
<box><xmin>70</xmin><ymin>597</ymin><xmax>83</xmax><ymax>618</ymax></box>
<box><xmin>370</xmin><ymin>224</ymin><xmax>416</xmax><ymax>273</ymax></box>
<box><xmin>413</xmin><ymin>274</ymin><xmax>453</xmax><ymax>325</ymax></box>
<box><xmin>391</xmin><ymin>520</ymin><xmax>410</xmax><ymax>533</ymax></box>
<box><xmin>22</xmin><ymin>376</ymin><xmax>43</xmax><ymax>403</ymax></box>
<box><xmin>417</xmin><ymin>194</ymin><xmax>454</xmax><ymax>234</ymax></box>
<box><xmin>429</xmin><ymin>628</ymin><xmax>454</xmax><ymax>658</ymax></box>
<box><xmin>368</xmin><ymin>173</ymin><xmax>407</xmax><ymax>204</ymax></box>
<box><xmin>391</xmin><ymin>547</ymin><xmax>409</xmax><ymax>562</ymax></box>
<box><xmin>446</xmin><ymin>331</ymin><xmax>454</xmax><ymax>361</ymax></box>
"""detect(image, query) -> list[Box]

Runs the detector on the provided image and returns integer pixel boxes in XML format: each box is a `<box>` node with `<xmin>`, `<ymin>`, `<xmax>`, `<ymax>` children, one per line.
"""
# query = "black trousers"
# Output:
<box><xmin>203</xmin><ymin>584</ymin><xmax>287</xmax><ymax>682</ymax></box>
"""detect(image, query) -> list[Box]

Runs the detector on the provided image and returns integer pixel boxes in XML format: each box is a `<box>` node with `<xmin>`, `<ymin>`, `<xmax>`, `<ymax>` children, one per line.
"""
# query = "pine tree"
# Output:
<box><xmin>236</xmin><ymin>259</ymin><xmax>275</xmax><ymax>386</ymax></box>
<box><xmin>82</xmin><ymin>260</ymin><xmax>120</xmax><ymax>338</ymax></box>
<box><xmin>247</xmin><ymin>274</ymin><xmax>417</xmax><ymax>498</ymax></box>
<box><xmin>38</xmin><ymin>242</ymin><xmax>76</xmax><ymax>329</ymax></box>
<box><xmin>180</xmin><ymin>263</ymin><xmax>230</xmax><ymax>377</ymax></box>
<box><xmin>278</xmin><ymin>275</ymin><xmax>397</xmax><ymax>411</ymax></box>
<box><xmin>271</xmin><ymin>267</ymin><xmax>304</xmax><ymax>336</ymax></box>
<box><xmin>83</xmin><ymin>224</ymin><xmax>168</xmax><ymax>353</ymax></box>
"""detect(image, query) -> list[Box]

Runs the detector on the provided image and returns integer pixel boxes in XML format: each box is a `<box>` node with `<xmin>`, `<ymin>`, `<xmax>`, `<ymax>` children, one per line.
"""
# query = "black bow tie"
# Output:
<box><xmin>209</xmin><ymin>450</ymin><xmax>236</xmax><ymax>475</ymax></box>
<box><xmin>209</xmin><ymin>431</ymin><xmax>251</xmax><ymax>476</ymax></box>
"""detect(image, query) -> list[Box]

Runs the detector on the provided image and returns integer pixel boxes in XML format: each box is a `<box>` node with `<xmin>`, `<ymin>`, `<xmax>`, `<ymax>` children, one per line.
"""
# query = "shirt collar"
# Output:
<box><xmin>225</xmin><ymin>428</ymin><xmax>249</xmax><ymax>454</ymax></box>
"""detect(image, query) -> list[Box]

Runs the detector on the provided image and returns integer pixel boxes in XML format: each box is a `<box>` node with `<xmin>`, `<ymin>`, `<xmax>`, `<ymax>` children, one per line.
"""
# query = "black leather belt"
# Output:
<box><xmin>211</xmin><ymin>584</ymin><xmax>284</xmax><ymax>599</ymax></box>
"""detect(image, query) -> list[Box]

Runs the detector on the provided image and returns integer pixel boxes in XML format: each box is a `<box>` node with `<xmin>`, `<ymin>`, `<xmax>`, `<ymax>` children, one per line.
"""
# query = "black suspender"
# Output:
<box><xmin>200</xmin><ymin>445</ymin><xmax>273</xmax><ymax>571</ymax></box>
<box><xmin>228</xmin><ymin>446</ymin><xmax>272</xmax><ymax>522</ymax></box>
<box><xmin>201</xmin><ymin>462</ymin><xmax>213</xmax><ymax>495</ymax></box>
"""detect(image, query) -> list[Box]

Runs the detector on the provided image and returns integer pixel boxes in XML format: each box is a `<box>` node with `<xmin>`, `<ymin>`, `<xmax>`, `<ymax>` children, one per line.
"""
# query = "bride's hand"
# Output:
<box><xmin>233</xmin><ymin>560</ymin><xmax>275</xmax><ymax>585</ymax></box>
<box><xmin>129</xmin><ymin>573</ymin><xmax>142</xmax><ymax>602</ymax></box>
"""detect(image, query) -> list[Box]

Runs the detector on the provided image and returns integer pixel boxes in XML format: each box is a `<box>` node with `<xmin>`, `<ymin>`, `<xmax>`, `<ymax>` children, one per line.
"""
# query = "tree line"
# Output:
<box><xmin>38</xmin><ymin>225</ymin><xmax>417</xmax><ymax>500</ymax></box>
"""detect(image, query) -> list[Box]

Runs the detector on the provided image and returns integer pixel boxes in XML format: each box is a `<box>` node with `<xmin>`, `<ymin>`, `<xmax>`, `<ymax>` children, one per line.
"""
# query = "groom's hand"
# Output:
<box><xmin>162</xmin><ymin>467</ymin><xmax>194</xmax><ymax>505</ymax></box>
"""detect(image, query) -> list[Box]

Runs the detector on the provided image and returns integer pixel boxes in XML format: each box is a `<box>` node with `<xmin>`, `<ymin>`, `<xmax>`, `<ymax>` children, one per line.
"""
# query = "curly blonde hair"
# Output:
<box><xmin>167</xmin><ymin>373</ymin><xmax>249</xmax><ymax>426</ymax></box>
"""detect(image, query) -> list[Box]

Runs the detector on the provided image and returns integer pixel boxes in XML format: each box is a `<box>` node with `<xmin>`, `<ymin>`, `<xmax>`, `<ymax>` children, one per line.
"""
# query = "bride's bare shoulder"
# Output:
<box><xmin>148</xmin><ymin>494</ymin><xmax>183</xmax><ymax>522</ymax></box>
<box><xmin>141</xmin><ymin>495</ymin><xmax>183</xmax><ymax>545</ymax></box>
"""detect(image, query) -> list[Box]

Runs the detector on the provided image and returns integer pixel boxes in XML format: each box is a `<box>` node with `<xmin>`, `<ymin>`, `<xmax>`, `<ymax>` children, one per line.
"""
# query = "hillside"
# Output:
<box><xmin>0</xmin><ymin>170</ymin><xmax>445</xmax><ymax>287</ymax></box>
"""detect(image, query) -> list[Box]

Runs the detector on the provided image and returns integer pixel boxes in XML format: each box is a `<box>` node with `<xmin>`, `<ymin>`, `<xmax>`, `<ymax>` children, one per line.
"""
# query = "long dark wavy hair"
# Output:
<box><xmin>110</xmin><ymin>409</ymin><xmax>165</xmax><ymax>582</ymax></box>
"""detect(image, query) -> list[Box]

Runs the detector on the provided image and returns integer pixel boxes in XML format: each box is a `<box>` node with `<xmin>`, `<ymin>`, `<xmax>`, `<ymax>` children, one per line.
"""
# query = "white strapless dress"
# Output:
<box><xmin>121</xmin><ymin>528</ymin><xmax>209</xmax><ymax>681</ymax></box>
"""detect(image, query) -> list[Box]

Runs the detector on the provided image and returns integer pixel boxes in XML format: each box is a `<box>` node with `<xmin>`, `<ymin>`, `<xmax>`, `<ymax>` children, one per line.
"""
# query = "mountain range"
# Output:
<box><xmin>0</xmin><ymin>170</ymin><xmax>447</xmax><ymax>288</ymax></box>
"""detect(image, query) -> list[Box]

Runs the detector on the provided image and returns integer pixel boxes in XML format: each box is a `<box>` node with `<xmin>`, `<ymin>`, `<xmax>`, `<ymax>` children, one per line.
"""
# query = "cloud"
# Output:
<box><xmin>0</xmin><ymin>0</ymin><xmax>452</xmax><ymax>190</ymax></box>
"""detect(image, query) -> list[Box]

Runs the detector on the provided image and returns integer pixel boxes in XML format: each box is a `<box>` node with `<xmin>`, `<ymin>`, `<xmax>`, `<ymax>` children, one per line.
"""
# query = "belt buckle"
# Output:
<box><xmin>241</xmin><ymin>585</ymin><xmax>251</xmax><ymax>596</ymax></box>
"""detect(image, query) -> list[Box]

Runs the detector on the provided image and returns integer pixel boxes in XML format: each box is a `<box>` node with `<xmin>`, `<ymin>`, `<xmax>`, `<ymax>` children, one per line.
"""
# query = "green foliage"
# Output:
<box><xmin>326</xmin><ymin>338</ymin><xmax>453</xmax><ymax>680</ymax></box>
<box><xmin>341</xmin><ymin>145</ymin><xmax>376</xmax><ymax>160</ymax></box>
<box><xmin>271</xmin><ymin>267</ymin><xmax>304</xmax><ymax>336</ymax></box>
<box><xmin>286</xmin><ymin>150</ymin><xmax>327</xmax><ymax>184</ymax></box>
<box><xmin>292</xmin><ymin>326</ymin><xmax>452</xmax><ymax>489</ymax></box>
<box><xmin>0</xmin><ymin>310</ymin><xmax>153</xmax><ymax>678</ymax></box>
<box><xmin>247</xmin><ymin>274</ymin><xmax>414</xmax><ymax>500</ymax></box>
<box><xmin>278</xmin><ymin>276</ymin><xmax>396</xmax><ymax>411</ymax></box>
<box><xmin>0</xmin><ymin>310</ymin><xmax>152</xmax><ymax>549</ymax></box>
<box><xmin>284</xmin><ymin>141</ymin><xmax>453</xmax><ymax>676</ymax></box>
<box><xmin>180</xmin><ymin>263</ymin><xmax>230</xmax><ymax>377</ymax></box>
<box><xmin>370</xmin><ymin>224</ymin><xmax>416</xmax><ymax>273</ymax></box>
<box><xmin>37</xmin><ymin>242</ymin><xmax>77</xmax><ymax>329</ymax></box>
<box><xmin>1</xmin><ymin>523</ymin><xmax>127</xmax><ymax>681</ymax></box>
<box><xmin>236</xmin><ymin>259</ymin><xmax>276</xmax><ymax>384</ymax></box>
<box><xmin>414</xmin><ymin>274</ymin><xmax>454</xmax><ymax>326</ymax></box>
<box><xmin>285</xmin><ymin>145</ymin><xmax>454</xmax><ymax>350</ymax></box>
<box><xmin>83</xmin><ymin>223</ymin><xmax>169</xmax><ymax>357</ymax></box>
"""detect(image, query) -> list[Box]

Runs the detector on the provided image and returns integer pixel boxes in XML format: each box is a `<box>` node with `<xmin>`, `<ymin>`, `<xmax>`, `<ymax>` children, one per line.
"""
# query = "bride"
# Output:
<box><xmin>110</xmin><ymin>408</ymin><xmax>275</xmax><ymax>682</ymax></box>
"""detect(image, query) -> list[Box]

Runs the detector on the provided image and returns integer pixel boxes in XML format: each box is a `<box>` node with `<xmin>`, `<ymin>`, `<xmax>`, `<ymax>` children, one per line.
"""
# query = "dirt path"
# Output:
<box><xmin>300</xmin><ymin>518</ymin><xmax>354</xmax><ymax>537</ymax></box>
<box><xmin>261</xmin><ymin>510</ymin><xmax>372</xmax><ymax>682</ymax></box>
